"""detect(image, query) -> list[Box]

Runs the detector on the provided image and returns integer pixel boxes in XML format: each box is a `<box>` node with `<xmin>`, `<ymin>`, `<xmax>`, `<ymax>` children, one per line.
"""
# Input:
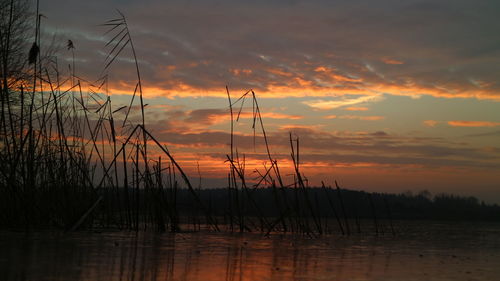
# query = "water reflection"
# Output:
<box><xmin>1</xmin><ymin>222</ymin><xmax>500</xmax><ymax>281</ymax></box>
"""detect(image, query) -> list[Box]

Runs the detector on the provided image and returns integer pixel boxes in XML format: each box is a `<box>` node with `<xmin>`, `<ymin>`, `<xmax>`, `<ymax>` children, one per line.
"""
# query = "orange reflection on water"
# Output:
<box><xmin>2</xmin><ymin>223</ymin><xmax>500</xmax><ymax>281</ymax></box>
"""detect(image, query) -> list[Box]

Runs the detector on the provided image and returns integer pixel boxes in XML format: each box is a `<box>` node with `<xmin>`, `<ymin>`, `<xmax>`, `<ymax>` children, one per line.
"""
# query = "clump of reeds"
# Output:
<box><xmin>220</xmin><ymin>88</ymin><xmax>396</xmax><ymax>236</ymax></box>
<box><xmin>0</xmin><ymin>7</ymin><xmax>216</xmax><ymax>232</ymax></box>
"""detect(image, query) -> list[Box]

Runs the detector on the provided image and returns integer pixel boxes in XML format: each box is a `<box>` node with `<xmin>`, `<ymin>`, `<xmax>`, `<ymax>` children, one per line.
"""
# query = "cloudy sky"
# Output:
<box><xmin>38</xmin><ymin>0</ymin><xmax>500</xmax><ymax>201</ymax></box>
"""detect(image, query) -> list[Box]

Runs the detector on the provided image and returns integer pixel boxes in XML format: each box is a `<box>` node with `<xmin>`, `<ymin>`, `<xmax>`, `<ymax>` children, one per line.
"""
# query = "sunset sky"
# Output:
<box><xmin>39</xmin><ymin>0</ymin><xmax>499</xmax><ymax>202</ymax></box>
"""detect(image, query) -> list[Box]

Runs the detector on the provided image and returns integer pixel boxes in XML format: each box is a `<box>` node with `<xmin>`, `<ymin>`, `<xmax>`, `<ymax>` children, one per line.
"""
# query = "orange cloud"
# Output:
<box><xmin>314</xmin><ymin>66</ymin><xmax>328</xmax><ymax>72</ymax></box>
<box><xmin>217</xmin><ymin>112</ymin><xmax>298</xmax><ymax>121</ymax></box>
<box><xmin>230</xmin><ymin>68</ymin><xmax>253</xmax><ymax>76</ymax></box>
<box><xmin>323</xmin><ymin>115</ymin><xmax>384</xmax><ymax>121</ymax></box>
<box><xmin>294</xmin><ymin>77</ymin><xmax>313</xmax><ymax>87</ymax></box>
<box><xmin>267</xmin><ymin>67</ymin><xmax>294</xmax><ymax>77</ymax></box>
<box><xmin>448</xmin><ymin>121</ymin><xmax>500</xmax><ymax>127</ymax></box>
<box><xmin>338</xmin><ymin>115</ymin><xmax>385</xmax><ymax>121</ymax></box>
<box><xmin>381</xmin><ymin>57</ymin><xmax>404</xmax><ymax>65</ymax></box>
<box><xmin>423</xmin><ymin>120</ymin><xmax>439</xmax><ymax>127</ymax></box>
<box><xmin>168</xmin><ymin>110</ymin><xmax>304</xmax><ymax>132</ymax></box>
<box><xmin>104</xmin><ymin>71</ymin><xmax>500</xmax><ymax>101</ymax></box>
<box><xmin>303</xmin><ymin>94</ymin><xmax>384</xmax><ymax>110</ymax></box>
<box><xmin>264</xmin><ymin>112</ymin><xmax>303</xmax><ymax>120</ymax></box>
<box><xmin>469</xmin><ymin>79</ymin><xmax>494</xmax><ymax>89</ymax></box>
<box><xmin>344</xmin><ymin>107</ymin><xmax>369</xmax><ymax>111</ymax></box>
<box><xmin>166</xmin><ymin>108</ymin><xmax>303</xmax><ymax>131</ymax></box>
<box><xmin>313</xmin><ymin>65</ymin><xmax>362</xmax><ymax>82</ymax></box>
<box><xmin>279</xmin><ymin>124</ymin><xmax>324</xmax><ymax>132</ymax></box>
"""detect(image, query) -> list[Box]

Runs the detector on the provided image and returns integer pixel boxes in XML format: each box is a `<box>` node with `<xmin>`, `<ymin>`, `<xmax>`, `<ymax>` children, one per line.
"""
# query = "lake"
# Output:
<box><xmin>1</xmin><ymin>221</ymin><xmax>499</xmax><ymax>280</ymax></box>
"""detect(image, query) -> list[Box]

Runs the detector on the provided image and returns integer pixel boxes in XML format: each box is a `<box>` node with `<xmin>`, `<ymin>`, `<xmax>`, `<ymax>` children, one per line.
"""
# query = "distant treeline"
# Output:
<box><xmin>172</xmin><ymin>187</ymin><xmax>500</xmax><ymax>221</ymax></box>
<box><xmin>80</xmin><ymin>186</ymin><xmax>500</xmax><ymax>234</ymax></box>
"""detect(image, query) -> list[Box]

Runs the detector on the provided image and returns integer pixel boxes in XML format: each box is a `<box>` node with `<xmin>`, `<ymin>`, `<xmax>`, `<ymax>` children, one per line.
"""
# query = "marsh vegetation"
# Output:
<box><xmin>1</xmin><ymin>1</ymin><xmax>498</xmax><ymax>236</ymax></box>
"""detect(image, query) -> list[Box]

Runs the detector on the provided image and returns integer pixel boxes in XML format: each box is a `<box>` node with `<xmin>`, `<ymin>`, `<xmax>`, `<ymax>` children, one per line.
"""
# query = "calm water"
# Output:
<box><xmin>1</xmin><ymin>221</ymin><xmax>500</xmax><ymax>281</ymax></box>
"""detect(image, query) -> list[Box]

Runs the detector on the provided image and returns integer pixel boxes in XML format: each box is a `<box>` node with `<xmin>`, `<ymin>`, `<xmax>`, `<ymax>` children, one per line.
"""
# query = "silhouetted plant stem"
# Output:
<box><xmin>322</xmin><ymin>182</ymin><xmax>344</xmax><ymax>235</ymax></box>
<box><xmin>384</xmin><ymin>197</ymin><xmax>396</xmax><ymax>236</ymax></box>
<box><xmin>368</xmin><ymin>194</ymin><xmax>379</xmax><ymax>235</ymax></box>
<box><xmin>335</xmin><ymin>181</ymin><xmax>350</xmax><ymax>235</ymax></box>
<box><xmin>141</xmin><ymin>126</ymin><xmax>220</xmax><ymax>231</ymax></box>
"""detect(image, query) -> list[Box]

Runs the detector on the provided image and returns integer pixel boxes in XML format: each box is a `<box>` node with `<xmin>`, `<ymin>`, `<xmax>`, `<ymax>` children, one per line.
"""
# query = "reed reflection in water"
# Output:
<box><xmin>2</xmin><ymin>222</ymin><xmax>500</xmax><ymax>281</ymax></box>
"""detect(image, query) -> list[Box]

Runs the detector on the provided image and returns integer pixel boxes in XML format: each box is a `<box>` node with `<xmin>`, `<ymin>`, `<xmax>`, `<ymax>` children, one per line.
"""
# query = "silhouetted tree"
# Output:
<box><xmin>0</xmin><ymin>0</ymin><xmax>31</xmax><ymax>91</ymax></box>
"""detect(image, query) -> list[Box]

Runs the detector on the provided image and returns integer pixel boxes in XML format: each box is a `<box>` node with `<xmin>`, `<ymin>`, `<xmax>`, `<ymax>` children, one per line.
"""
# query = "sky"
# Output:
<box><xmin>37</xmin><ymin>0</ymin><xmax>500</xmax><ymax>202</ymax></box>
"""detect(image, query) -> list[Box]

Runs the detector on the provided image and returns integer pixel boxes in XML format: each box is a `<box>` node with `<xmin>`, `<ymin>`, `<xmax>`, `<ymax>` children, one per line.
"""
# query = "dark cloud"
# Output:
<box><xmin>39</xmin><ymin>0</ymin><xmax>500</xmax><ymax>99</ymax></box>
<box><xmin>465</xmin><ymin>130</ymin><xmax>500</xmax><ymax>138</ymax></box>
<box><xmin>370</xmin><ymin>131</ymin><xmax>388</xmax><ymax>137</ymax></box>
